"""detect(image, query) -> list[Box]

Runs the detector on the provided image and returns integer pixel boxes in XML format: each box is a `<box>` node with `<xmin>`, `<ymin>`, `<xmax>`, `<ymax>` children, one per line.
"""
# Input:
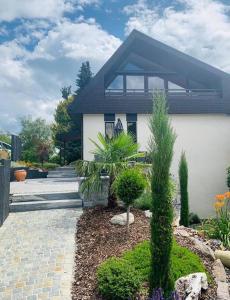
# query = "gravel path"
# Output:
<box><xmin>0</xmin><ymin>208</ymin><xmax>82</xmax><ymax>300</ymax></box>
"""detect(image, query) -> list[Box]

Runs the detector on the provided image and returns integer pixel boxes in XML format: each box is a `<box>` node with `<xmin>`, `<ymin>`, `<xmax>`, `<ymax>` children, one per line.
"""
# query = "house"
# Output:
<box><xmin>70</xmin><ymin>29</ymin><xmax>230</xmax><ymax>217</ymax></box>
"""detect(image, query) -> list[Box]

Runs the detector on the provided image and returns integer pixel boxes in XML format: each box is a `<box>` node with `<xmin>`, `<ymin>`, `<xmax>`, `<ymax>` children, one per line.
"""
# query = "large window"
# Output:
<box><xmin>127</xmin><ymin>114</ymin><xmax>137</xmax><ymax>142</ymax></box>
<box><xmin>148</xmin><ymin>77</ymin><xmax>164</xmax><ymax>91</ymax></box>
<box><xmin>104</xmin><ymin>114</ymin><xmax>115</xmax><ymax>139</ymax></box>
<box><xmin>126</xmin><ymin>76</ymin><xmax>144</xmax><ymax>91</ymax></box>
<box><xmin>107</xmin><ymin>76</ymin><xmax>123</xmax><ymax>90</ymax></box>
<box><xmin>168</xmin><ymin>81</ymin><xmax>185</xmax><ymax>92</ymax></box>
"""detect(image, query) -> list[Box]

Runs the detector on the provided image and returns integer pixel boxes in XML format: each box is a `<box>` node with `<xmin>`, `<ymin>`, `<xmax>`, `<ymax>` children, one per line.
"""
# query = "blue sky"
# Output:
<box><xmin>0</xmin><ymin>0</ymin><xmax>230</xmax><ymax>132</ymax></box>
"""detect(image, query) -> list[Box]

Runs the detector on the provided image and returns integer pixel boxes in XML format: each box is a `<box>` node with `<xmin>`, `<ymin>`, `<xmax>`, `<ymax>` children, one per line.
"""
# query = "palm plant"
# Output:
<box><xmin>76</xmin><ymin>132</ymin><xmax>143</xmax><ymax>208</ymax></box>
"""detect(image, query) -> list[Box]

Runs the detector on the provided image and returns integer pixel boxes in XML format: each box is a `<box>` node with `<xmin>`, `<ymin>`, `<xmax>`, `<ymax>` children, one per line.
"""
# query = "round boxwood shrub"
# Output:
<box><xmin>97</xmin><ymin>240</ymin><xmax>209</xmax><ymax>299</ymax></box>
<box><xmin>97</xmin><ymin>257</ymin><xmax>141</xmax><ymax>300</ymax></box>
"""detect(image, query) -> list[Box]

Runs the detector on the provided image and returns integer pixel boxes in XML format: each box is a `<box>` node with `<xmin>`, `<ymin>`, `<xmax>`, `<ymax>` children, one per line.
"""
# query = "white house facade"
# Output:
<box><xmin>70</xmin><ymin>30</ymin><xmax>230</xmax><ymax>218</ymax></box>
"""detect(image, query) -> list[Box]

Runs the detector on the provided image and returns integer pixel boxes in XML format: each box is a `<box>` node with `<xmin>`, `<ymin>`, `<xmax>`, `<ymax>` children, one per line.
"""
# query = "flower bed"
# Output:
<box><xmin>72</xmin><ymin>207</ymin><xmax>217</xmax><ymax>300</ymax></box>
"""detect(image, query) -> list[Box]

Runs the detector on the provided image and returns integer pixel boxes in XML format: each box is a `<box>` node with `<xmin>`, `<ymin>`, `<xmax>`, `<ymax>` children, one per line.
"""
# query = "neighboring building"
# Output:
<box><xmin>70</xmin><ymin>29</ymin><xmax>230</xmax><ymax>217</ymax></box>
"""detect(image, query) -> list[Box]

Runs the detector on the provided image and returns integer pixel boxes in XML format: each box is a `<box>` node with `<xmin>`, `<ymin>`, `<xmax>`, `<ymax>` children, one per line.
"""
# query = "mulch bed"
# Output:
<box><xmin>72</xmin><ymin>207</ymin><xmax>217</xmax><ymax>300</ymax></box>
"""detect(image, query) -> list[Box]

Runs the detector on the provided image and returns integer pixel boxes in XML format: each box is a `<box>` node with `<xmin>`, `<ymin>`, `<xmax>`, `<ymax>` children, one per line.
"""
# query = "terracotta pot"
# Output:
<box><xmin>14</xmin><ymin>169</ymin><xmax>27</xmax><ymax>182</ymax></box>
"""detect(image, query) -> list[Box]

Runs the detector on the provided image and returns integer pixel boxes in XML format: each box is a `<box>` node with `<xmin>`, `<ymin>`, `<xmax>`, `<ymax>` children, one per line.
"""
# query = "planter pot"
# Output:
<box><xmin>14</xmin><ymin>169</ymin><xmax>27</xmax><ymax>182</ymax></box>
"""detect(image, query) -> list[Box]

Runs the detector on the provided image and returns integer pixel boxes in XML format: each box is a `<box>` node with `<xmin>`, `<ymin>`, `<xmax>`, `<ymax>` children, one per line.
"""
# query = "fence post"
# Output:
<box><xmin>0</xmin><ymin>159</ymin><xmax>10</xmax><ymax>226</ymax></box>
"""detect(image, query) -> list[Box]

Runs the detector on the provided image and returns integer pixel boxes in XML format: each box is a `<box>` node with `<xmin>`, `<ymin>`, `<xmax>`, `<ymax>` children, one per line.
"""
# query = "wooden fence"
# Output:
<box><xmin>0</xmin><ymin>159</ymin><xmax>10</xmax><ymax>226</ymax></box>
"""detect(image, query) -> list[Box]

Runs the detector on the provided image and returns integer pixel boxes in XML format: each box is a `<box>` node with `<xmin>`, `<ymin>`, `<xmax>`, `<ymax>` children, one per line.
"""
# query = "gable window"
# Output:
<box><xmin>126</xmin><ymin>76</ymin><xmax>144</xmax><ymax>91</ymax></box>
<box><xmin>168</xmin><ymin>81</ymin><xmax>185</xmax><ymax>92</ymax></box>
<box><xmin>148</xmin><ymin>76</ymin><xmax>164</xmax><ymax>91</ymax></box>
<box><xmin>127</xmin><ymin>114</ymin><xmax>137</xmax><ymax>142</ymax></box>
<box><xmin>104</xmin><ymin>114</ymin><xmax>115</xmax><ymax>139</ymax></box>
<box><xmin>107</xmin><ymin>75</ymin><xmax>123</xmax><ymax>90</ymax></box>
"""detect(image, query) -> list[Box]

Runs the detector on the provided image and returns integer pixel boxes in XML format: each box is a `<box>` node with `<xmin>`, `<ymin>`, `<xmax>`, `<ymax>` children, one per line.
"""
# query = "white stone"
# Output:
<box><xmin>144</xmin><ymin>210</ymin><xmax>152</xmax><ymax>218</ymax></box>
<box><xmin>190</xmin><ymin>237</ymin><xmax>215</xmax><ymax>260</ymax></box>
<box><xmin>175</xmin><ymin>272</ymin><xmax>208</xmax><ymax>300</ymax></box>
<box><xmin>174</xmin><ymin>227</ymin><xmax>190</xmax><ymax>237</ymax></box>
<box><xmin>216</xmin><ymin>281</ymin><xmax>230</xmax><ymax>300</ymax></box>
<box><xmin>110</xmin><ymin>212</ymin><xmax>134</xmax><ymax>226</ymax></box>
<box><xmin>215</xmin><ymin>250</ymin><xmax>230</xmax><ymax>268</ymax></box>
<box><xmin>212</xmin><ymin>259</ymin><xmax>227</xmax><ymax>282</ymax></box>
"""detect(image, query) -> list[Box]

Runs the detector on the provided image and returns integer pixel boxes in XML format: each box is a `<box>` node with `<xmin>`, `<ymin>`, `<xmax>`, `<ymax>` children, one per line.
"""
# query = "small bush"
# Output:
<box><xmin>189</xmin><ymin>212</ymin><xmax>201</xmax><ymax>225</ymax></box>
<box><xmin>134</xmin><ymin>191</ymin><xmax>152</xmax><ymax>210</ymax></box>
<box><xmin>97</xmin><ymin>240</ymin><xmax>208</xmax><ymax>299</ymax></box>
<box><xmin>97</xmin><ymin>258</ymin><xmax>141</xmax><ymax>300</ymax></box>
<box><xmin>115</xmin><ymin>169</ymin><xmax>146</xmax><ymax>207</ymax></box>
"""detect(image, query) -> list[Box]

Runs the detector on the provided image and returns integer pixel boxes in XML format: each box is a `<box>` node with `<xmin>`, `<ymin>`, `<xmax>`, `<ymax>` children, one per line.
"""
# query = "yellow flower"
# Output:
<box><xmin>215</xmin><ymin>194</ymin><xmax>225</xmax><ymax>201</ymax></box>
<box><xmin>214</xmin><ymin>201</ymin><xmax>224</xmax><ymax>211</ymax></box>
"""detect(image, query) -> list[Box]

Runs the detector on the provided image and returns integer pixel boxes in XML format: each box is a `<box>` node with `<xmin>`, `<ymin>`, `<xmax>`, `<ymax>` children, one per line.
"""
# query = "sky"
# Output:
<box><xmin>0</xmin><ymin>0</ymin><xmax>230</xmax><ymax>133</ymax></box>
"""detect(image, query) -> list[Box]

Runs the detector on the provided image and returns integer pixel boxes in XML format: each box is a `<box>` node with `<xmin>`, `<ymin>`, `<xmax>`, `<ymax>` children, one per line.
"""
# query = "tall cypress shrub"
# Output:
<box><xmin>149</xmin><ymin>92</ymin><xmax>176</xmax><ymax>294</ymax></box>
<box><xmin>179</xmin><ymin>152</ymin><xmax>189</xmax><ymax>227</ymax></box>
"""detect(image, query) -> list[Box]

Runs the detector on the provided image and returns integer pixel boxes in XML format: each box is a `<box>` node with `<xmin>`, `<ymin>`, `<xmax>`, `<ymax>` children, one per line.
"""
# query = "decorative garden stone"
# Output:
<box><xmin>110</xmin><ymin>212</ymin><xmax>134</xmax><ymax>226</ymax></box>
<box><xmin>174</xmin><ymin>227</ymin><xmax>190</xmax><ymax>238</ymax></box>
<box><xmin>216</xmin><ymin>281</ymin><xmax>230</xmax><ymax>300</ymax></box>
<box><xmin>212</xmin><ymin>259</ymin><xmax>227</xmax><ymax>282</ymax></box>
<box><xmin>175</xmin><ymin>272</ymin><xmax>208</xmax><ymax>300</ymax></box>
<box><xmin>190</xmin><ymin>237</ymin><xmax>215</xmax><ymax>260</ymax></box>
<box><xmin>144</xmin><ymin>210</ymin><xmax>152</xmax><ymax>218</ymax></box>
<box><xmin>215</xmin><ymin>250</ymin><xmax>230</xmax><ymax>268</ymax></box>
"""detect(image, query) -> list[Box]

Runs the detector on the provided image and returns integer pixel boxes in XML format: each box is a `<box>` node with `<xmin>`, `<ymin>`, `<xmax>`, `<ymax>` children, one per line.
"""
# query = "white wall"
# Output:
<box><xmin>138</xmin><ymin>114</ymin><xmax>230</xmax><ymax>217</ymax></box>
<box><xmin>83</xmin><ymin>114</ymin><xmax>104</xmax><ymax>161</ymax></box>
<box><xmin>83</xmin><ymin>113</ymin><xmax>230</xmax><ymax>217</ymax></box>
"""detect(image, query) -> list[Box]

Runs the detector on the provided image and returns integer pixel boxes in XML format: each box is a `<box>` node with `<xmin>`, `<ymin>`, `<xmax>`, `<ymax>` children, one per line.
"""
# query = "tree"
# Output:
<box><xmin>52</xmin><ymin>95</ymin><xmax>81</xmax><ymax>164</ymax></box>
<box><xmin>115</xmin><ymin>169</ymin><xmax>145</xmax><ymax>234</ymax></box>
<box><xmin>0</xmin><ymin>134</ymin><xmax>11</xmax><ymax>145</ymax></box>
<box><xmin>20</xmin><ymin>116</ymin><xmax>53</xmax><ymax>162</ymax></box>
<box><xmin>76</xmin><ymin>132</ymin><xmax>143</xmax><ymax>208</ymax></box>
<box><xmin>61</xmin><ymin>86</ymin><xmax>72</xmax><ymax>100</ymax></box>
<box><xmin>149</xmin><ymin>92</ymin><xmax>176</xmax><ymax>294</ymax></box>
<box><xmin>75</xmin><ymin>61</ymin><xmax>93</xmax><ymax>94</ymax></box>
<box><xmin>179</xmin><ymin>152</ymin><xmax>189</xmax><ymax>227</ymax></box>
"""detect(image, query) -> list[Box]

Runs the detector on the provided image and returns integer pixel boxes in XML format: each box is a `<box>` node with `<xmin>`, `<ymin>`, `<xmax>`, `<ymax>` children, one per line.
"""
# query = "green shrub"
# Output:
<box><xmin>179</xmin><ymin>152</ymin><xmax>189</xmax><ymax>227</ymax></box>
<box><xmin>115</xmin><ymin>169</ymin><xmax>146</xmax><ymax>233</ymax></box>
<box><xmin>134</xmin><ymin>191</ymin><xmax>152</xmax><ymax>210</ymax></box>
<box><xmin>189</xmin><ymin>213</ymin><xmax>201</xmax><ymax>225</ymax></box>
<box><xmin>97</xmin><ymin>240</ymin><xmax>208</xmax><ymax>299</ymax></box>
<box><xmin>97</xmin><ymin>258</ymin><xmax>141</xmax><ymax>300</ymax></box>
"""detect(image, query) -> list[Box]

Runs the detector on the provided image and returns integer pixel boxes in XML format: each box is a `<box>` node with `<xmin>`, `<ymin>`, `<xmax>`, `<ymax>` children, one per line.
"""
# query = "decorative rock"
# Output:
<box><xmin>216</xmin><ymin>281</ymin><xmax>230</xmax><ymax>300</ymax></box>
<box><xmin>175</xmin><ymin>272</ymin><xmax>208</xmax><ymax>300</ymax></box>
<box><xmin>215</xmin><ymin>250</ymin><xmax>230</xmax><ymax>268</ymax></box>
<box><xmin>144</xmin><ymin>210</ymin><xmax>152</xmax><ymax>218</ymax></box>
<box><xmin>212</xmin><ymin>259</ymin><xmax>227</xmax><ymax>282</ymax></box>
<box><xmin>174</xmin><ymin>227</ymin><xmax>190</xmax><ymax>238</ymax></box>
<box><xmin>190</xmin><ymin>237</ymin><xmax>215</xmax><ymax>260</ymax></box>
<box><xmin>110</xmin><ymin>212</ymin><xmax>134</xmax><ymax>226</ymax></box>
<box><xmin>207</xmin><ymin>239</ymin><xmax>223</xmax><ymax>250</ymax></box>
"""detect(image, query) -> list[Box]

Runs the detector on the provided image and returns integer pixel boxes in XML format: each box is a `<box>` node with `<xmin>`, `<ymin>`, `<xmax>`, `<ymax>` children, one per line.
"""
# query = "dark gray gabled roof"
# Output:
<box><xmin>69</xmin><ymin>29</ymin><xmax>230</xmax><ymax>115</ymax></box>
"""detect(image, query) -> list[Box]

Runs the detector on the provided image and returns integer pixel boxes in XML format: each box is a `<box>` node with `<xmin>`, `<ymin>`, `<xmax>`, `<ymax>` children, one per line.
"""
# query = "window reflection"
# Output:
<box><xmin>126</xmin><ymin>76</ymin><xmax>144</xmax><ymax>90</ymax></box>
<box><xmin>107</xmin><ymin>76</ymin><xmax>123</xmax><ymax>90</ymax></box>
<box><xmin>148</xmin><ymin>77</ymin><xmax>164</xmax><ymax>91</ymax></box>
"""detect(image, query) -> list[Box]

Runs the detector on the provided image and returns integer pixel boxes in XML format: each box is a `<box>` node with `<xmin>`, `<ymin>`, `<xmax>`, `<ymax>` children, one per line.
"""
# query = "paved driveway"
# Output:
<box><xmin>0</xmin><ymin>208</ymin><xmax>82</xmax><ymax>300</ymax></box>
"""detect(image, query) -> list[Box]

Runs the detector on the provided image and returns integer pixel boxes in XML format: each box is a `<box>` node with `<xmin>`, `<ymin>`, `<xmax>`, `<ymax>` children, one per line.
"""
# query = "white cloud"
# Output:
<box><xmin>0</xmin><ymin>0</ymin><xmax>101</xmax><ymax>21</ymax></box>
<box><xmin>0</xmin><ymin>19</ymin><xmax>121</xmax><ymax>132</ymax></box>
<box><xmin>124</xmin><ymin>0</ymin><xmax>230</xmax><ymax>72</ymax></box>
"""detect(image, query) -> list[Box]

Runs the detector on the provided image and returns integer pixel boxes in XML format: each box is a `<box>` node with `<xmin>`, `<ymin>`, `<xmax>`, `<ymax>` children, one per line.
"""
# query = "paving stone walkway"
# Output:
<box><xmin>0</xmin><ymin>208</ymin><xmax>82</xmax><ymax>300</ymax></box>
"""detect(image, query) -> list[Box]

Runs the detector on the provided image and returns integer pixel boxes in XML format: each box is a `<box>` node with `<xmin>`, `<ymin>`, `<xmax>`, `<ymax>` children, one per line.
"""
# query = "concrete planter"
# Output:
<box><xmin>77</xmin><ymin>176</ymin><xmax>110</xmax><ymax>207</ymax></box>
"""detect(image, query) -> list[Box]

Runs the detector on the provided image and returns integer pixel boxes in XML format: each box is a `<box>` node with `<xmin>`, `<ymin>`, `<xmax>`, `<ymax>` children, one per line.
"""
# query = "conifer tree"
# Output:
<box><xmin>75</xmin><ymin>61</ymin><xmax>93</xmax><ymax>94</ymax></box>
<box><xmin>149</xmin><ymin>92</ymin><xmax>176</xmax><ymax>294</ymax></box>
<box><xmin>179</xmin><ymin>152</ymin><xmax>189</xmax><ymax>227</ymax></box>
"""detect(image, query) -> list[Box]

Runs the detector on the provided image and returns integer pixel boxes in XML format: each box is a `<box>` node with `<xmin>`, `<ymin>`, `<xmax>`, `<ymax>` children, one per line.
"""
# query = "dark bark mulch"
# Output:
<box><xmin>72</xmin><ymin>207</ymin><xmax>217</xmax><ymax>300</ymax></box>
